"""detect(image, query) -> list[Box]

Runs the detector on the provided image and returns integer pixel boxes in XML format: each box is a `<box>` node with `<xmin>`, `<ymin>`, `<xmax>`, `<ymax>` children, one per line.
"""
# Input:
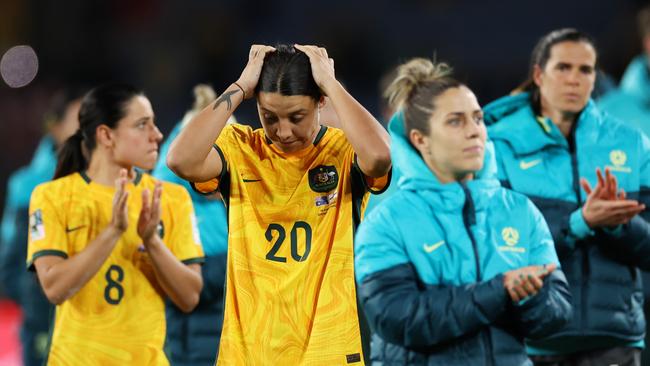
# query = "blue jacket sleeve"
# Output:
<box><xmin>355</xmin><ymin>205</ymin><xmax>508</xmax><ymax>349</ymax></box>
<box><xmin>599</xmin><ymin>190</ymin><xmax>650</xmax><ymax>270</ymax></box>
<box><xmin>511</xmin><ymin>200</ymin><xmax>572</xmax><ymax>339</ymax></box>
<box><xmin>512</xmin><ymin>270</ymin><xmax>572</xmax><ymax>339</ymax></box>
<box><xmin>359</xmin><ymin>265</ymin><xmax>508</xmax><ymax>349</ymax></box>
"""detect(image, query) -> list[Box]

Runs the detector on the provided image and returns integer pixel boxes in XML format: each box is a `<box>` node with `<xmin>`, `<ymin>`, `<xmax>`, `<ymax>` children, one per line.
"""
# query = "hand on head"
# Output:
<box><xmin>294</xmin><ymin>45</ymin><xmax>337</xmax><ymax>94</ymax></box>
<box><xmin>235</xmin><ymin>45</ymin><xmax>276</xmax><ymax>99</ymax></box>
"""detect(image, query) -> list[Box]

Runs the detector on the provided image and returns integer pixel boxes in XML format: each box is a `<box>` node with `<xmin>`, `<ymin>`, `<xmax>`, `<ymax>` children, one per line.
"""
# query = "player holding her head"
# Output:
<box><xmin>167</xmin><ymin>44</ymin><xmax>391</xmax><ymax>364</ymax></box>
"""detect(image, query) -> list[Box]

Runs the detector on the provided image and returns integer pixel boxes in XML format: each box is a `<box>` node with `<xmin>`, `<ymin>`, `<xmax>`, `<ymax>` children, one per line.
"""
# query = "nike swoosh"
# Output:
<box><xmin>423</xmin><ymin>240</ymin><xmax>445</xmax><ymax>253</ymax></box>
<box><xmin>519</xmin><ymin>159</ymin><xmax>542</xmax><ymax>170</ymax></box>
<box><xmin>66</xmin><ymin>226</ymin><xmax>86</xmax><ymax>233</ymax></box>
<box><xmin>242</xmin><ymin>179</ymin><xmax>262</xmax><ymax>183</ymax></box>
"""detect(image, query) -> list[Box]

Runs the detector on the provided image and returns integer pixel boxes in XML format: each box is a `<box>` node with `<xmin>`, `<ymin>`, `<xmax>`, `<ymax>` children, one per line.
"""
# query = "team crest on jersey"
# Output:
<box><xmin>29</xmin><ymin>209</ymin><xmax>45</xmax><ymax>241</ymax></box>
<box><xmin>309</xmin><ymin>165</ymin><xmax>338</xmax><ymax>192</ymax></box>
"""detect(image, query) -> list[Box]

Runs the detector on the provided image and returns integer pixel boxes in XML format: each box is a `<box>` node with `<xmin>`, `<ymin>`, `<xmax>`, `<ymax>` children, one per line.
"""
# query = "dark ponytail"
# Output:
<box><xmin>53</xmin><ymin>83</ymin><xmax>143</xmax><ymax>179</ymax></box>
<box><xmin>54</xmin><ymin>130</ymin><xmax>86</xmax><ymax>179</ymax></box>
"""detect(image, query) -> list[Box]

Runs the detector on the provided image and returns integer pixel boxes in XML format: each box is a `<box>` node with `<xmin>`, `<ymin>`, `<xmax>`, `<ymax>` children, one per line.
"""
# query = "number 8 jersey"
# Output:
<box><xmin>26</xmin><ymin>171</ymin><xmax>204</xmax><ymax>366</ymax></box>
<box><xmin>192</xmin><ymin>124</ymin><xmax>390</xmax><ymax>365</ymax></box>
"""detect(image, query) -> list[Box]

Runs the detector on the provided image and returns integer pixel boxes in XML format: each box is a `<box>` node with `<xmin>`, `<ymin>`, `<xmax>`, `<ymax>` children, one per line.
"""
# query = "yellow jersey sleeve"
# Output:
<box><xmin>165</xmin><ymin>185</ymin><xmax>205</xmax><ymax>264</ymax></box>
<box><xmin>192</xmin><ymin>124</ymin><xmax>252</xmax><ymax>195</ymax></box>
<box><xmin>27</xmin><ymin>184</ymin><xmax>68</xmax><ymax>269</ymax></box>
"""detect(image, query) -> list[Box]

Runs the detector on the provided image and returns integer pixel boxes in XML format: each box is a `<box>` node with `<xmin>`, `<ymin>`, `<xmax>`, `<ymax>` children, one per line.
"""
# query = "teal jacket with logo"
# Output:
<box><xmin>486</xmin><ymin>93</ymin><xmax>650</xmax><ymax>355</ymax></box>
<box><xmin>354</xmin><ymin>112</ymin><xmax>571</xmax><ymax>365</ymax></box>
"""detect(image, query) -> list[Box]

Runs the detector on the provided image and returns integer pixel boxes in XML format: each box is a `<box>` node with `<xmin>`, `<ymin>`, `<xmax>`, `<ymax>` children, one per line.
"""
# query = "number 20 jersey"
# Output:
<box><xmin>27</xmin><ymin>172</ymin><xmax>204</xmax><ymax>365</ymax></box>
<box><xmin>192</xmin><ymin>124</ymin><xmax>389</xmax><ymax>365</ymax></box>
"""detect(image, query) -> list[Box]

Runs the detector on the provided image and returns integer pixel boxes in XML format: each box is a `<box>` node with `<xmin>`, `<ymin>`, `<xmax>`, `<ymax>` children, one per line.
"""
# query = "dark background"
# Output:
<box><xmin>0</xmin><ymin>0</ymin><xmax>647</xmax><ymax>211</ymax></box>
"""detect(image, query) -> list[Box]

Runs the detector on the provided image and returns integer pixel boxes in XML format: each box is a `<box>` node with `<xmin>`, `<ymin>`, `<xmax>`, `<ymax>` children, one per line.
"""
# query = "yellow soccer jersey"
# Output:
<box><xmin>193</xmin><ymin>124</ymin><xmax>389</xmax><ymax>365</ymax></box>
<box><xmin>27</xmin><ymin>171</ymin><xmax>204</xmax><ymax>366</ymax></box>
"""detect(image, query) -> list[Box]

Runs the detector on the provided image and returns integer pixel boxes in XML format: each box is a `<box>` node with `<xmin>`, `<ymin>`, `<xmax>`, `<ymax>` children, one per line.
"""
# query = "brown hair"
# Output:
<box><xmin>385</xmin><ymin>58</ymin><xmax>464</xmax><ymax>136</ymax></box>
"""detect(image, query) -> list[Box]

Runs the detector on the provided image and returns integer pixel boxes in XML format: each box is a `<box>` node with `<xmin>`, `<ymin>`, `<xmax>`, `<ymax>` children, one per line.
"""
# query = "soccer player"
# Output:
<box><xmin>167</xmin><ymin>44</ymin><xmax>391</xmax><ymax>365</ymax></box>
<box><xmin>354</xmin><ymin>58</ymin><xmax>572</xmax><ymax>365</ymax></box>
<box><xmin>485</xmin><ymin>28</ymin><xmax>650</xmax><ymax>365</ymax></box>
<box><xmin>27</xmin><ymin>83</ymin><xmax>205</xmax><ymax>365</ymax></box>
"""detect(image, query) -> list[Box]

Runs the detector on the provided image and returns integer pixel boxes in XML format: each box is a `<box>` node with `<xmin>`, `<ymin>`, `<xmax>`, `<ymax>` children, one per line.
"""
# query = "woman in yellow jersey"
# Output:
<box><xmin>27</xmin><ymin>83</ymin><xmax>205</xmax><ymax>365</ymax></box>
<box><xmin>167</xmin><ymin>44</ymin><xmax>391</xmax><ymax>365</ymax></box>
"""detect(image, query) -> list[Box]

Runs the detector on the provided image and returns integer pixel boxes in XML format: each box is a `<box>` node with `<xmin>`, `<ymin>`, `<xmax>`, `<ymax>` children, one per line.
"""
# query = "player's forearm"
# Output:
<box><xmin>145</xmin><ymin>236</ymin><xmax>203</xmax><ymax>312</ymax></box>
<box><xmin>324</xmin><ymin>80</ymin><xmax>391</xmax><ymax>177</ymax></box>
<box><xmin>36</xmin><ymin>225</ymin><xmax>122</xmax><ymax>305</ymax></box>
<box><xmin>167</xmin><ymin>84</ymin><xmax>243</xmax><ymax>180</ymax></box>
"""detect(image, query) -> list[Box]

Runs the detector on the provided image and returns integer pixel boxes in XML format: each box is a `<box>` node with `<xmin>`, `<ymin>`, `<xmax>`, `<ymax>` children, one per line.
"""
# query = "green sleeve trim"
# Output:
<box><xmin>312</xmin><ymin>125</ymin><xmax>328</xmax><ymax>146</ymax></box>
<box><xmin>27</xmin><ymin>249</ymin><xmax>68</xmax><ymax>271</ymax></box>
<box><xmin>181</xmin><ymin>257</ymin><xmax>206</xmax><ymax>265</ymax></box>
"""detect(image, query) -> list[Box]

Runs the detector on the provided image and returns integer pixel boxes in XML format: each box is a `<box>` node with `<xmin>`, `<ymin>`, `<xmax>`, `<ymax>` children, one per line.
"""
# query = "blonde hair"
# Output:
<box><xmin>191</xmin><ymin>84</ymin><xmax>217</xmax><ymax>112</ymax></box>
<box><xmin>384</xmin><ymin>58</ymin><xmax>462</xmax><ymax>134</ymax></box>
<box><xmin>182</xmin><ymin>84</ymin><xmax>237</xmax><ymax>127</ymax></box>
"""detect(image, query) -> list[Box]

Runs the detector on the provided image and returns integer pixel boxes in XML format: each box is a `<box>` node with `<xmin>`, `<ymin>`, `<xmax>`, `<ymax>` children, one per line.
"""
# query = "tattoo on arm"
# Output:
<box><xmin>213</xmin><ymin>90</ymin><xmax>239</xmax><ymax>111</ymax></box>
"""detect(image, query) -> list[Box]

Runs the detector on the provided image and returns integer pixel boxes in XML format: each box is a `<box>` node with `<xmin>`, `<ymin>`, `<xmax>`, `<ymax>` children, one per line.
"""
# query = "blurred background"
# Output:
<box><xmin>1</xmin><ymin>0</ymin><xmax>648</xmax><ymax>200</ymax></box>
<box><xmin>0</xmin><ymin>0</ymin><xmax>648</xmax><ymax>362</ymax></box>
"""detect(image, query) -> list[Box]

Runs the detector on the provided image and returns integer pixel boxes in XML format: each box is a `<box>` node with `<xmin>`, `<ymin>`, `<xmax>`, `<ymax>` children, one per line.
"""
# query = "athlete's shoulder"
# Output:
<box><xmin>493</xmin><ymin>186</ymin><xmax>535</xmax><ymax>212</ymax></box>
<box><xmin>320</xmin><ymin>126</ymin><xmax>348</xmax><ymax>144</ymax></box>
<box><xmin>32</xmin><ymin>173</ymin><xmax>83</xmax><ymax>201</ymax></box>
<box><xmin>220</xmin><ymin>123</ymin><xmax>257</xmax><ymax>142</ymax></box>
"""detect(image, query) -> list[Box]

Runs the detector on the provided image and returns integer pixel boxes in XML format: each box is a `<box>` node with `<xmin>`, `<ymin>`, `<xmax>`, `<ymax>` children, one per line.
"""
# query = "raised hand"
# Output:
<box><xmin>581</xmin><ymin>168</ymin><xmax>626</xmax><ymax>201</ymax></box>
<box><xmin>294</xmin><ymin>44</ymin><xmax>337</xmax><ymax>94</ymax></box>
<box><xmin>235</xmin><ymin>44</ymin><xmax>276</xmax><ymax>99</ymax></box>
<box><xmin>581</xmin><ymin>168</ymin><xmax>645</xmax><ymax>228</ymax></box>
<box><xmin>110</xmin><ymin>169</ymin><xmax>129</xmax><ymax>232</ymax></box>
<box><xmin>503</xmin><ymin>263</ymin><xmax>556</xmax><ymax>302</ymax></box>
<box><xmin>138</xmin><ymin>180</ymin><xmax>163</xmax><ymax>244</ymax></box>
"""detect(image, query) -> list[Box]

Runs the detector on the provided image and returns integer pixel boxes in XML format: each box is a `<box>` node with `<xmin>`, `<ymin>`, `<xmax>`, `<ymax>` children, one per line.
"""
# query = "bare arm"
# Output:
<box><xmin>166</xmin><ymin>85</ymin><xmax>242</xmax><ymax>182</ymax></box>
<box><xmin>138</xmin><ymin>182</ymin><xmax>203</xmax><ymax>312</ymax></box>
<box><xmin>295</xmin><ymin>45</ymin><xmax>391</xmax><ymax>178</ymax></box>
<box><xmin>34</xmin><ymin>226</ymin><xmax>123</xmax><ymax>305</ymax></box>
<box><xmin>143</xmin><ymin>236</ymin><xmax>203</xmax><ymax>312</ymax></box>
<box><xmin>167</xmin><ymin>45</ymin><xmax>276</xmax><ymax>182</ymax></box>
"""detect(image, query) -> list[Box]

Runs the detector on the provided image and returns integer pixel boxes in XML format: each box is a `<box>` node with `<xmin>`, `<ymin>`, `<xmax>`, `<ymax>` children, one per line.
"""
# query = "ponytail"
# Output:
<box><xmin>53</xmin><ymin>129</ymin><xmax>86</xmax><ymax>179</ymax></box>
<box><xmin>385</xmin><ymin>58</ymin><xmax>463</xmax><ymax>136</ymax></box>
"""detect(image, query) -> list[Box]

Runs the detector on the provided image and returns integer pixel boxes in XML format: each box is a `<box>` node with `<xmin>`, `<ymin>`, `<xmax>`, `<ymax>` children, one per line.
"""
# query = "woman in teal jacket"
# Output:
<box><xmin>355</xmin><ymin>58</ymin><xmax>571</xmax><ymax>365</ymax></box>
<box><xmin>486</xmin><ymin>28</ymin><xmax>650</xmax><ymax>365</ymax></box>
